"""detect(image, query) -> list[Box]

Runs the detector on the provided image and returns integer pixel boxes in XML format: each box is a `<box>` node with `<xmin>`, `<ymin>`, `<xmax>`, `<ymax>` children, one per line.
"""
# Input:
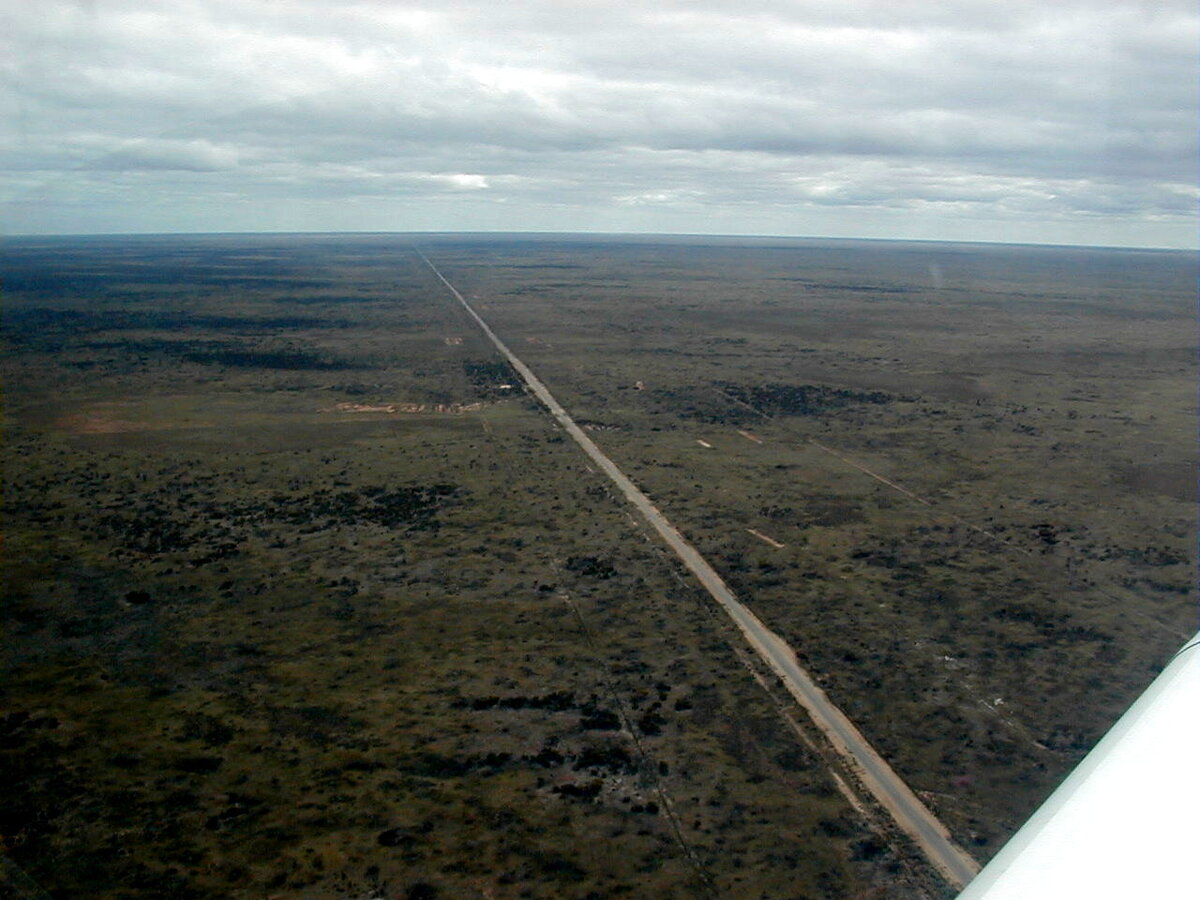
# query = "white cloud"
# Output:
<box><xmin>432</xmin><ymin>173</ymin><xmax>489</xmax><ymax>190</ymax></box>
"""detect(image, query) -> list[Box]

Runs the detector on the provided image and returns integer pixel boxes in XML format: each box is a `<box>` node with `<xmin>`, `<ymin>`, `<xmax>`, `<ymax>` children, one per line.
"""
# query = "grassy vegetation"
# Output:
<box><xmin>2</xmin><ymin>234</ymin><xmax>1193</xmax><ymax>899</ymax></box>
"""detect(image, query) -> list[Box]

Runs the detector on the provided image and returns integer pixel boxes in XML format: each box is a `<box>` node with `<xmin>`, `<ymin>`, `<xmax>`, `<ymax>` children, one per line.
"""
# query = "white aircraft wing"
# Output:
<box><xmin>956</xmin><ymin>631</ymin><xmax>1199</xmax><ymax>900</ymax></box>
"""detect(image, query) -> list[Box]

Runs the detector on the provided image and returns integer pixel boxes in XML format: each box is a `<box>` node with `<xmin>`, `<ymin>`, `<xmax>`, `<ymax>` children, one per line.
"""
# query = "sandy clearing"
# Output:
<box><xmin>321</xmin><ymin>401</ymin><xmax>483</xmax><ymax>415</ymax></box>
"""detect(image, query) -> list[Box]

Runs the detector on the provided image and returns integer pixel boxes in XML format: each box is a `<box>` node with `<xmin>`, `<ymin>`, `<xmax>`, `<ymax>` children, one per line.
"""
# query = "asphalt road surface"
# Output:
<box><xmin>418</xmin><ymin>249</ymin><xmax>981</xmax><ymax>890</ymax></box>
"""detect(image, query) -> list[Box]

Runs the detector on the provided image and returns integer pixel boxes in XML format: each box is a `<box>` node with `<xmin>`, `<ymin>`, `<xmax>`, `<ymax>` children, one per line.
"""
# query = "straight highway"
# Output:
<box><xmin>417</xmin><ymin>249</ymin><xmax>981</xmax><ymax>891</ymax></box>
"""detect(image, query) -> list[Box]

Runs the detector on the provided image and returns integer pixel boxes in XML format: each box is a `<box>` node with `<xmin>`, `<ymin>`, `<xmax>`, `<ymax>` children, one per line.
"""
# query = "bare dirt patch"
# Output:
<box><xmin>56</xmin><ymin>413</ymin><xmax>150</xmax><ymax>435</ymax></box>
<box><xmin>322</xmin><ymin>401</ymin><xmax>484</xmax><ymax>415</ymax></box>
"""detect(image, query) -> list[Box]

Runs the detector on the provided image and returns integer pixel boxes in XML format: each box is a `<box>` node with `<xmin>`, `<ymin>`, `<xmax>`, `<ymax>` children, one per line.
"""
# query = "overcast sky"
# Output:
<box><xmin>3</xmin><ymin>0</ymin><xmax>1196</xmax><ymax>246</ymax></box>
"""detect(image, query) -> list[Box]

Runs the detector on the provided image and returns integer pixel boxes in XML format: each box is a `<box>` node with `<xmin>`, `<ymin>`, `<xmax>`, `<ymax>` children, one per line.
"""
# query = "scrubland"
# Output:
<box><xmin>2</xmin><ymin>234</ymin><xmax>1193</xmax><ymax>899</ymax></box>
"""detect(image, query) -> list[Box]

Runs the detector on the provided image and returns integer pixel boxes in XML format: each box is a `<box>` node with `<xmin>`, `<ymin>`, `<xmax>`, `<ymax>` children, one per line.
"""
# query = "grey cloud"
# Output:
<box><xmin>88</xmin><ymin>138</ymin><xmax>239</xmax><ymax>172</ymax></box>
<box><xmin>2</xmin><ymin>0</ymin><xmax>1195</xmax><ymax>246</ymax></box>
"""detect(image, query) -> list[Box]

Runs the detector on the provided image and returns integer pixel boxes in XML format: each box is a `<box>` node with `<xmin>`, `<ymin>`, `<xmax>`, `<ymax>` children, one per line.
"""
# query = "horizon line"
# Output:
<box><xmin>4</xmin><ymin>229</ymin><xmax>1194</xmax><ymax>254</ymax></box>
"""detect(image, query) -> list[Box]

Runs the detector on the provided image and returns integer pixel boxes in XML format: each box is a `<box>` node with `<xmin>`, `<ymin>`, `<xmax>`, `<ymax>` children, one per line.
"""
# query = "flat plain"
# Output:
<box><xmin>2</xmin><ymin>233</ymin><xmax>1194</xmax><ymax>899</ymax></box>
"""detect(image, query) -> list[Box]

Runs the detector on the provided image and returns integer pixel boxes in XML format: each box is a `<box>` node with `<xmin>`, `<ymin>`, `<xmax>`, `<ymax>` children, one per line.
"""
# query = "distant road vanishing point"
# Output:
<box><xmin>416</xmin><ymin>248</ymin><xmax>981</xmax><ymax>890</ymax></box>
